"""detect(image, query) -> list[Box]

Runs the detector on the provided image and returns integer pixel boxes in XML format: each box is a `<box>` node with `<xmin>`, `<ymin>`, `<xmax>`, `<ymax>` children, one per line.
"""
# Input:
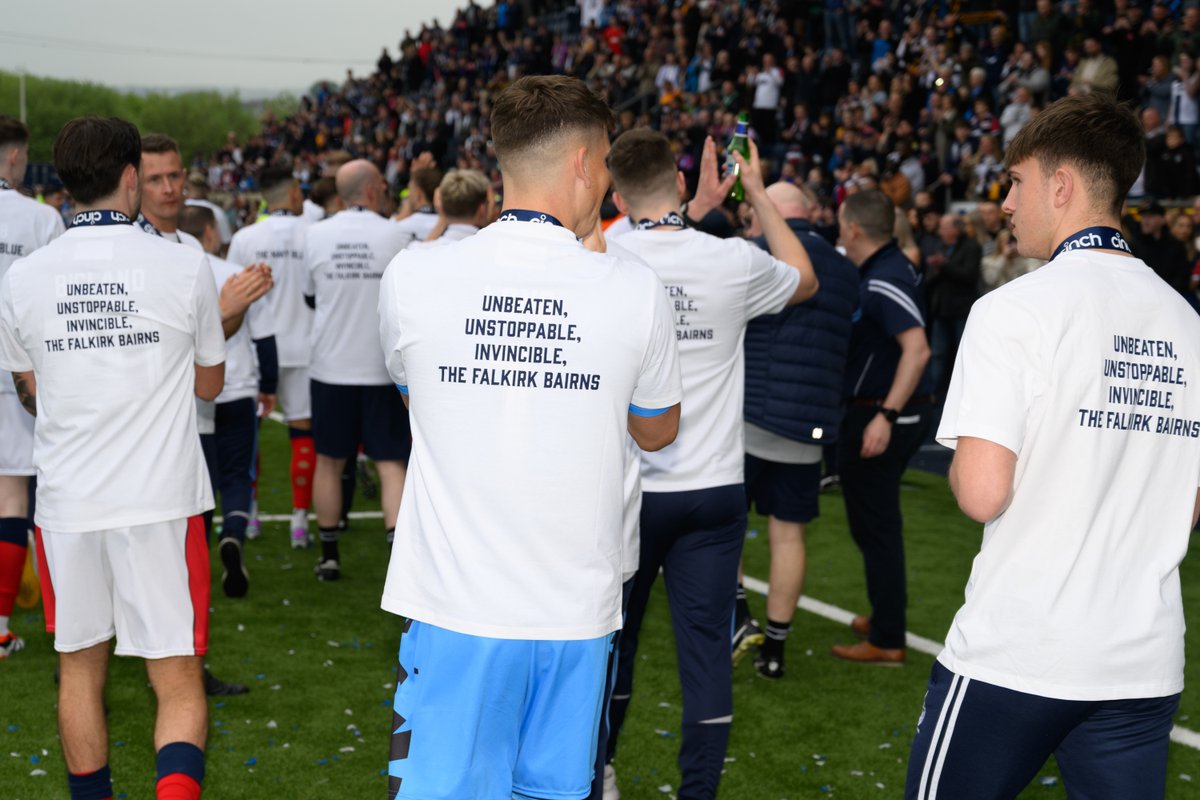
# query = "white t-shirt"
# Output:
<box><xmin>617</xmin><ymin>228</ymin><xmax>800</xmax><ymax>493</ymax></box>
<box><xmin>378</xmin><ymin>219</ymin><xmax>682</xmax><ymax>639</ymax></box>
<box><xmin>0</xmin><ymin>223</ymin><xmax>225</xmax><ymax>532</ymax></box>
<box><xmin>212</xmin><ymin>255</ymin><xmax>275</xmax><ymax>404</ymax></box>
<box><xmin>0</xmin><ymin>189</ymin><xmax>65</xmax><ymax>396</ymax></box>
<box><xmin>405</xmin><ymin>223</ymin><xmax>479</xmax><ymax>251</ymax></box>
<box><xmin>936</xmin><ymin>249</ymin><xmax>1200</xmax><ymax>701</ymax></box>
<box><xmin>228</xmin><ymin>213</ymin><xmax>310</xmax><ymax>368</ymax></box>
<box><xmin>393</xmin><ymin>210</ymin><xmax>440</xmax><ymax>247</ymax></box>
<box><xmin>305</xmin><ymin>209</ymin><xmax>410</xmax><ymax>385</ymax></box>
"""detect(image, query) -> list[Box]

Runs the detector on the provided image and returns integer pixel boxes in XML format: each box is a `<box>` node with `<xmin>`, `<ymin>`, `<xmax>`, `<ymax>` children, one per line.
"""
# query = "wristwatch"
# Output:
<box><xmin>878</xmin><ymin>407</ymin><xmax>900</xmax><ymax>424</ymax></box>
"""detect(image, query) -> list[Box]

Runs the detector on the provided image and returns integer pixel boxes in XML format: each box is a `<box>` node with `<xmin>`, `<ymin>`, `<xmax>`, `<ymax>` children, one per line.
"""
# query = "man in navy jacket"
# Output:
<box><xmin>737</xmin><ymin>182</ymin><xmax>859</xmax><ymax>678</ymax></box>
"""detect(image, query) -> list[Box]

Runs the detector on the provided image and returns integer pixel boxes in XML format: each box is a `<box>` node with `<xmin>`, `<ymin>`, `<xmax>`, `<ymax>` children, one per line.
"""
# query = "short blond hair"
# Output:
<box><xmin>439</xmin><ymin>169</ymin><xmax>490</xmax><ymax>218</ymax></box>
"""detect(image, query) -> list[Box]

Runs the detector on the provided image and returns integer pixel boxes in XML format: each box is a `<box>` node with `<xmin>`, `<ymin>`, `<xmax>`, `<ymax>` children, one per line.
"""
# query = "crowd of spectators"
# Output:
<box><xmin>142</xmin><ymin>2</ymin><xmax>1200</xmax><ymax>306</ymax></box>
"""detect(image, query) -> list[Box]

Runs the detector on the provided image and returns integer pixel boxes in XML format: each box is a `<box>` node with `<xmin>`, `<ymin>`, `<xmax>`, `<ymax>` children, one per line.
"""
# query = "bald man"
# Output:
<box><xmin>736</xmin><ymin>182</ymin><xmax>859</xmax><ymax>679</ymax></box>
<box><xmin>302</xmin><ymin>160</ymin><xmax>412</xmax><ymax>581</ymax></box>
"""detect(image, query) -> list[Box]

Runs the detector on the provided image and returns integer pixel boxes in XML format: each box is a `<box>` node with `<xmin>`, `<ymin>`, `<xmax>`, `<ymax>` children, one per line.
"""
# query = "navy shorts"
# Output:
<box><xmin>310</xmin><ymin>380</ymin><xmax>411</xmax><ymax>462</ymax></box>
<box><xmin>906</xmin><ymin>661</ymin><xmax>1179</xmax><ymax>799</ymax></box>
<box><xmin>744</xmin><ymin>454</ymin><xmax>821</xmax><ymax>523</ymax></box>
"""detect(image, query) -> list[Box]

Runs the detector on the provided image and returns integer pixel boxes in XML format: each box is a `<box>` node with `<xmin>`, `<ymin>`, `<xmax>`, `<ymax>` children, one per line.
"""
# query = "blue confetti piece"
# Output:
<box><xmin>820</xmin><ymin>786</ymin><xmax>832</xmax><ymax>793</ymax></box>
<box><xmin>214</xmin><ymin>721</ymin><xmax>224</xmax><ymax>727</ymax></box>
<box><xmin>256</xmin><ymin>673</ymin><xmax>266</xmax><ymax>680</ymax></box>
<box><xmin>801</xmin><ymin>765</ymin><xmax>808</xmax><ymax>772</ymax></box>
<box><xmin>317</xmin><ymin>758</ymin><xmax>328</xmax><ymax>766</ymax></box>
<box><xmin>6</xmin><ymin>725</ymin><xmax>18</xmax><ymax>732</ymax></box>
<box><xmin>244</xmin><ymin>758</ymin><xmax>257</xmax><ymax>766</ymax></box>
<box><xmin>219</xmin><ymin>730</ymin><xmax>231</xmax><ymax>736</ymax></box>
<box><xmin>379</xmin><ymin>769</ymin><xmax>387</xmax><ymax>776</ymax></box>
<box><xmin>117</xmin><ymin>793</ymin><xmax>127</xmax><ymax>799</ymax></box>
<box><xmin>30</xmin><ymin>755</ymin><xmax>39</xmax><ymax>764</ymax></box>
<box><xmin>114</xmin><ymin>742</ymin><xmax>125</xmax><ymax>748</ymax></box>
<box><xmin>214</xmin><ymin>702</ymin><xmax>225</xmax><ymax>709</ymax></box>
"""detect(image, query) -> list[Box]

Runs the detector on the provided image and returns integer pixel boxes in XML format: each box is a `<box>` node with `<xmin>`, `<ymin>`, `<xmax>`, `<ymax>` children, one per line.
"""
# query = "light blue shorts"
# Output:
<box><xmin>388</xmin><ymin>619</ymin><xmax>613</xmax><ymax>800</ymax></box>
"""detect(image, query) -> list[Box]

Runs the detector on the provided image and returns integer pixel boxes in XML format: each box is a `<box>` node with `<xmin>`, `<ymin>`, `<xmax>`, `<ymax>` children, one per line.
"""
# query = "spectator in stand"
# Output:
<box><xmin>1126</xmin><ymin>199</ymin><xmax>1193</xmax><ymax>300</ymax></box>
<box><xmin>981</xmin><ymin>228</ymin><xmax>1043</xmax><ymax>290</ymax></box>
<box><xmin>1150</xmin><ymin>125</ymin><xmax>1200</xmax><ymax>199</ymax></box>
<box><xmin>1168</xmin><ymin>52</ymin><xmax>1200</xmax><ymax>148</ymax></box>
<box><xmin>1142</xmin><ymin>54</ymin><xmax>1174</xmax><ymax>124</ymax></box>
<box><xmin>1000</xmin><ymin>86</ymin><xmax>1034</xmax><ymax>150</ymax></box>
<box><xmin>927</xmin><ymin>213</ymin><xmax>982</xmax><ymax>397</ymax></box>
<box><xmin>1070</xmin><ymin>35</ymin><xmax>1119</xmax><ymax>96</ymax></box>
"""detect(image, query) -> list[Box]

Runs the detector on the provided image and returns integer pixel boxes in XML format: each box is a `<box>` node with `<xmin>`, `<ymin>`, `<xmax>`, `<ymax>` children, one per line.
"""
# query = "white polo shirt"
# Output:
<box><xmin>305</xmin><ymin>208</ymin><xmax>410</xmax><ymax>385</ymax></box>
<box><xmin>0</xmin><ymin>187</ymin><xmax>65</xmax><ymax>400</ymax></box>
<box><xmin>616</xmin><ymin>228</ymin><xmax>800</xmax><ymax>493</ymax></box>
<box><xmin>378</xmin><ymin>218</ymin><xmax>682</xmax><ymax>639</ymax></box>
<box><xmin>211</xmin><ymin>255</ymin><xmax>275</xmax><ymax>404</ymax></box>
<box><xmin>0</xmin><ymin>221</ymin><xmax>225</xmax><ymax>532</ymax></box>
<box><xmin>227</xmin><ymin>212</ymin><xmax>310</xmax><ymax>368</ymax></box>
<box><xmin>937</xmin><ymin>249</ymin><xmax>1200</xmax><ymax>700</ymax></box>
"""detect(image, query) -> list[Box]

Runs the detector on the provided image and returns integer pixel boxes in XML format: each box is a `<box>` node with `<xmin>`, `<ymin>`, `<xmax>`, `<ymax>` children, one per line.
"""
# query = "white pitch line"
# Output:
<box><xmin>740</xmin><ymin>575</ymin><xmax>1200</xmax><ymax>751</ymax></box>
<box><xmin>214</xmin><ymin>511</ymin><xmax>383</xmax><ymax>524</ymax></box>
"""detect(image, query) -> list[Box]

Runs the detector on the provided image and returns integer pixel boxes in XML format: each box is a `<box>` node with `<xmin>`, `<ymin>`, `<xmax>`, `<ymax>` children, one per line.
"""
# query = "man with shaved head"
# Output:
<box><xmin>736</xmin><ymin>181</ymin><xmax>859</xmax><ymax>680</ymax></box>
<box><xmin>302</xmin><ymin>159</ymin><xmax>411</xmax><ymax>581</ymax></box>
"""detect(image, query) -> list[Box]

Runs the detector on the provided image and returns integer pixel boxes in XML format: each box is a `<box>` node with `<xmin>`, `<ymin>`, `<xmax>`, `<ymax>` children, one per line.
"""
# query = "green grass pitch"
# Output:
<box><xmin>4</xmin><ymin>419</ymin><xmax>1200</xmax><ymax>798</ymax></box>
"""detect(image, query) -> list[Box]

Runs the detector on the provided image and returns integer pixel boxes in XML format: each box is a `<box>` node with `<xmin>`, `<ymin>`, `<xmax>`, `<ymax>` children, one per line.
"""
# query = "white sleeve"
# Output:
<box><xmin>742</xmin><ymin>241</ymin><xmax>801</xmax><ymax>321</ymax></box>
<box><xmin>0</xmin><ymin>272</ymin><xmax>32</xmax><ymax>373</ymax></box>
<box><xmin>246</xmin><ymin>293</ymin><xmax>276</xmax><ymax>340</ymax></box>
<box><xmin>378</xmin><ymin>257</ymin><xmax>407</xmax><ymax>391</ymax></box>
<box><xmin>192</xmin><ymin>257</ymin><xmax>226</xmax><ymax>367</ymax></box>
<box><xmin>630</xmin><ymin>274</ymin><xmax>682</xmax><ymax>413</ymax></box>
<box><xmin>936</xmin><ymin>291</ymin><xmax>1042</xmax><ymax>454</ymax></box>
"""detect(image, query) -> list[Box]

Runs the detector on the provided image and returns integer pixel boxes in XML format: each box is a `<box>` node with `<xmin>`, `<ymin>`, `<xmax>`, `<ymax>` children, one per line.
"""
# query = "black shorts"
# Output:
<box><xmin>744</xmin><ymin>453</ymin><xmax>821</xmax><ymax>523</ymax></box>
<box><xmin>310</xmin><ymin>380</ymin><xmax>411</xmax><ymax>462</ymax></box>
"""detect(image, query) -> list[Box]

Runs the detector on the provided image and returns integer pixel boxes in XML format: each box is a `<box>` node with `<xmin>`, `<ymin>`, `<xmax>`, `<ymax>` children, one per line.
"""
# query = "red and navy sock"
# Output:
<box><xmin>155</xmin><ymin>741</ymin><xmax>204</xmax><ymax>800</ymax></box>
<box><xmin>288</xmin><ymin>427</ymin><xmax>315</xmax><ymax>512</ymax></box>
<box><xmin>67</xmin><ymin>764</ymin><xmax>113</xmax><ymax>800</ymax></box>
<box><xmin>0</xmin><ymin>517</ymin><xmax>28</xmax><ymax>627</ymax></box>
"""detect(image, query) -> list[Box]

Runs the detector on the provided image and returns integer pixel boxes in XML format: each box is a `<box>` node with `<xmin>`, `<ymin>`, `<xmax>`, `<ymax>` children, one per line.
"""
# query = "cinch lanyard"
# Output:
<box><xmin>415</xmin><ymin>205</ymin><xmax>436</xmax><ymax>215</ymax></box>
<box><xmin>136</xmin><ymin>212</ymin><xmax>162</xmax><ymax>237</ymax></box>
<box><xmin>635</xmin><ymin>211</ymin><xmax>688</xmax><ymax>231</ymax></box>
<box><xmin>70</xmin><ymin>210</ymin><xmax>133</xmax><ymax>228</ymax></box>
<box><xmin>268</xmin><ymin>209</ymin><xmax>294</xmax><ymax>217</ymax></box>
<box><xmin>1051</xmin><ymin>226</ymin><xmax>1132</xmax><ymax>261</ymax></box>
<box><xmin>497</xmin><ymin>209</ymin><xmax>564</xmax><ymax>228</ymax></box>
<box><xmin>346</xmin><ymin>205</ymin><xmax>376</xmax><ymax>214</ymax></box>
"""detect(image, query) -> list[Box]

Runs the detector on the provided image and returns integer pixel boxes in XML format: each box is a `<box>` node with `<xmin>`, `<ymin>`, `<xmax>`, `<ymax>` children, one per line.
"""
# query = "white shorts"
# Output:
<box><xmin>278</xmin><ymin>366</ymin><xmax>312</xmax><ymax>422</ymax></box>
<box><xmin>0</xmin><ymin>392</ymin><xmax>35</xmax><ymax>476</ymax></box>
<box><xmin>36</xmin><ymin>516</ymin><xmax>209</xmax><ymax>658</ymax></box>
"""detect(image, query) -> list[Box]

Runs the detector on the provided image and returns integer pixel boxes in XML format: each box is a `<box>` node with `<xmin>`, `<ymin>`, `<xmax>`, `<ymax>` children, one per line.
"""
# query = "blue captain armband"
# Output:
<box><xmin>629</xmin><ymin>404</ymin><xmax>671</xmax><ymax>417</ymax></box>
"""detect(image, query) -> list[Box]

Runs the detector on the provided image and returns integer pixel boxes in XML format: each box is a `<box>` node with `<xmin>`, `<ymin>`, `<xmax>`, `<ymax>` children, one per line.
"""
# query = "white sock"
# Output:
<box><xmin>291</xmin><ymin>508</ymin><xmax>308</xmax><ymax>531</ymax></box>
<box><xmin>0</xmin><ymin>614</ymin><xmax>10</xmax><ymax>637</ymax></box>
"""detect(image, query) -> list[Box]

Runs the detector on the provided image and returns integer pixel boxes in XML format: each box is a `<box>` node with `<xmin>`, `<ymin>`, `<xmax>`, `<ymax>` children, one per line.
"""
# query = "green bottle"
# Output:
<box><xmin>726</xmin><ymin>113</ymin><xmax>751</xmax><ymax>202</ymax></box>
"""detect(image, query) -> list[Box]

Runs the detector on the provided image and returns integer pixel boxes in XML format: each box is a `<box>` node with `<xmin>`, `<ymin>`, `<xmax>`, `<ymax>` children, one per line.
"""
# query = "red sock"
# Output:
<box><xmin>0</xmin><ymin>540</ymin><xmax>26</xmax><ymax>619</ymax></box>
<box><xmin>156</xmin><ymin>773</ymin><xmax>201</xmax><ymax>800</ymax></box>
<box><xmin>290</xmin><ymin>435</ymin><xmax>315</xmax><ymax>510</ymax></box>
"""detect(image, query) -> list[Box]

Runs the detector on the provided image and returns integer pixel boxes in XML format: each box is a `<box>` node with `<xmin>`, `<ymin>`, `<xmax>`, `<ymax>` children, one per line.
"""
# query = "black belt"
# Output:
<box><xmin>847</xmin><ymin>394</ymin><xmax>937</xmax><ymax>408</ymax></box>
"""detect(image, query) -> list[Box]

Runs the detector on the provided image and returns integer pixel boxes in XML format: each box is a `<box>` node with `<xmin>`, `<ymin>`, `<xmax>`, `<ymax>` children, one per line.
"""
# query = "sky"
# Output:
<box><xmin>0</xmin><ymin>0</ymin><xmax>467</xmax><ymax>97</ymax></box>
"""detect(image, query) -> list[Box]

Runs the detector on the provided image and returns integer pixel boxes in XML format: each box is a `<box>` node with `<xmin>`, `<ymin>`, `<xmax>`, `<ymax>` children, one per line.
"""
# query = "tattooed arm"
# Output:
<box><xmin>12</xmin><ymin>371</ymin><xmax>35</xmax><ymax>416</ymax></box>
